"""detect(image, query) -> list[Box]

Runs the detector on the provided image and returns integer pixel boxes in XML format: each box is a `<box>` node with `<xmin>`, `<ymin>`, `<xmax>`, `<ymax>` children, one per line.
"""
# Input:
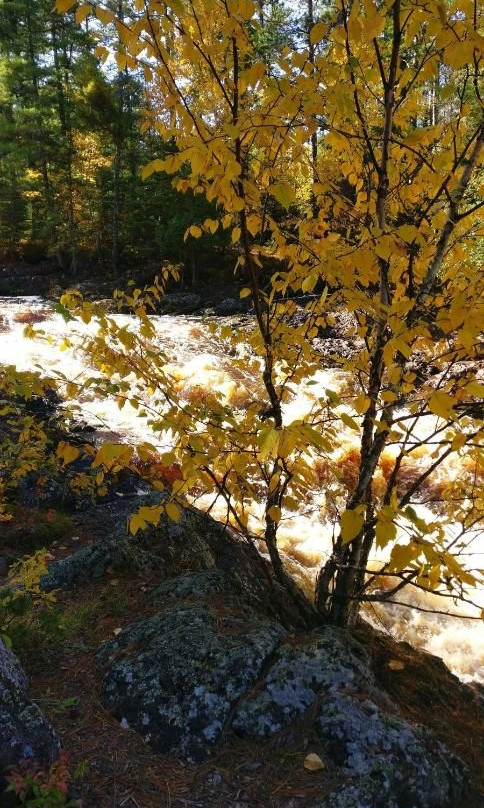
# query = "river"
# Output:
<box><xmin>1</xmin><ymin>295</ymin><xmax>482</xmax><ymax>683</ymax></box>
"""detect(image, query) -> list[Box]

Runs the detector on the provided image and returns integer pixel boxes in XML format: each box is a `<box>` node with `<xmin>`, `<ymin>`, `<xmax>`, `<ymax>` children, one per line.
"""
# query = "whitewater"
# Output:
<box><xmin>1</xmin><ymin>295</ymin><xmax>482</xmax><ymax>683</ymax></box>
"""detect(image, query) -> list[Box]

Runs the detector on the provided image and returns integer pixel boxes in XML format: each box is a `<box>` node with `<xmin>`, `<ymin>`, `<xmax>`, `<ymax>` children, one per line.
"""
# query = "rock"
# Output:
<box><xmin>315</xmin><ymin>693</ymin><xmax>468</xmax><ymax>808</ymax></box>
<box><xmin>41</xmin><ymin>540</ymin><xmax>127</xmax><ymax>592</ymax></box>
<box><xmin>41</xmin><ymin>504</ymin><xmax>219</xmax><ymax>594</ymax></box>
<box><xmin>16</xmin><ymin>475</ymin><xmax>65</xmax><ymax>509</ymax></box>
<box><xmin>40</xmin><ymin>494</ymin><xmax>306</xmax><ymax>627</ymax></box>
<box><xmin>97</xmin><ymin>604</ymin><xmax>285</xmax><ymax>762</ymax></box>
<box><xmin>149</xmin><ymin>569</ymin><xmax>236</xmax><ymax>603</ymax></box>
<box><xmin>232</xmin><ymin>628</ymin><xmax>379</xmax><ymax>739</ymax></box>
<box><xmin>158</xmin><ymin>293</ymin><xmax>202</xmax><ymax>314</ymax></box>
<box><xmin>231</xmin><ymin>626</ymin><xmax>467</xmax><ymax>808</ymax></box>
<box><xmin>0</xmin><ymin>640</ymin><xmax>59</xmax><ymax>783</ymax></box>
<box><xmin>213</xmin><ymin>297</ymin><xmax>246</xmax><ymax>316</ymax></box>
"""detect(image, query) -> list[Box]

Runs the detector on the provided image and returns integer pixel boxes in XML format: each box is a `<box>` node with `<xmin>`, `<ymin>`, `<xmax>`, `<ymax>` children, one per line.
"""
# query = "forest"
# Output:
<box><xmin>0</xmin><ymin>0</ymin><xmax>483</xmax><ymax>807</ymax></box>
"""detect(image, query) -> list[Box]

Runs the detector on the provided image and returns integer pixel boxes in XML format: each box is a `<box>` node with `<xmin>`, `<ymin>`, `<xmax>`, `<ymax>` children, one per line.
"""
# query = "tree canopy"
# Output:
<box><xmin>9</xmin><ymin>0</ymin><xmax>483</xmax><ymax>626</ymax></box>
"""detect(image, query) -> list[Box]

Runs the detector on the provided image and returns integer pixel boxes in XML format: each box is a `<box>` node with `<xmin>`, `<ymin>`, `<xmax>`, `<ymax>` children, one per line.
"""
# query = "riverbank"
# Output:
<box><xmin>1</xmin><ymin>485</ymin><xmax>483</xmax><ymax>808</ymax></box>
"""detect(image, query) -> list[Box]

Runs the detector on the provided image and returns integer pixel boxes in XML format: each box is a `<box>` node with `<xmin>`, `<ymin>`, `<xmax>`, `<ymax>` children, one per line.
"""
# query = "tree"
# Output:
<box><xmin>54</xmin><ymin>0</ymin><xmax>482</xmax><ymax>627</ymax></box>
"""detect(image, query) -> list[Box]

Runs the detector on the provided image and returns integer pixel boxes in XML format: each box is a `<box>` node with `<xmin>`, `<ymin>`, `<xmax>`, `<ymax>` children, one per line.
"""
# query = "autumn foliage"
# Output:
<box><xmin>46</xmin><ymin>0</ymin><xmax>484</xmax><ymax>626</ymax></box>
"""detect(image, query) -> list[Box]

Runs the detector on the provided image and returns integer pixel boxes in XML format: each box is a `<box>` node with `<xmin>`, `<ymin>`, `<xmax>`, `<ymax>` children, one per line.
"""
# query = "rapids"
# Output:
<box><xmin>1</xmin><ymin>295</ymin><xmax>482</xmax><ymax>683</ymax></box>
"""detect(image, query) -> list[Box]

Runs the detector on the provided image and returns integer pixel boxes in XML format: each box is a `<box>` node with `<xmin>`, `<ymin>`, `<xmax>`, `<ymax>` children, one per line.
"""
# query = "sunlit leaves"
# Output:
<box><xmin>270</xmin><ymin>181</ymin><xmax>295</xmax><ymax>210</ymax></box>
<box><xmin>428</xmin><ymin>392</ymin><xmax>456</xmax><ymax>421</ymax></box>
<box><xmin>309</xmin><ymin>22</ymin><xmax>327</xmax><ymax>46</ymax></box>
<box><xmin>341</xmin><ymin>507</ymin><xmax>366</xmax><ymax>544</ymax></box>
<box><xmin>56</xmin><ymin>441</ymin><xmax>81</xmax><ymax>466</ymax></box>
<box><xmin>55</xmin><ymin>0</ymin><xmax>75</xmax><ymax>12</ymax></box>
<box><xmin>51</xmin><ymin>0</ymin><xmax>484</xmax><ymax>619</ymax></box>
<box><xmin>75</xmin><ymin>5</ymin><xmax>91</xmax><ymax>24</ymax></box>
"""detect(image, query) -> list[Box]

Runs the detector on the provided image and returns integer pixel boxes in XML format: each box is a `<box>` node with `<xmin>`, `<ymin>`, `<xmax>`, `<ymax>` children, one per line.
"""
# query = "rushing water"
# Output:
<box><xmin>1</xmin><ymin>295</ymin><xmax>482</xmax><ymax>682</ymax></box>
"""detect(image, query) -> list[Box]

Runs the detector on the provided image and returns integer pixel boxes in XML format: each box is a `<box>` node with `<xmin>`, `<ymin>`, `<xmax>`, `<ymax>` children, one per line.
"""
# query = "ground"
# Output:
<box><xmin>3</xmin><ymin>505</ymin><xmax>481</xmax><ymax>808</ymax></box>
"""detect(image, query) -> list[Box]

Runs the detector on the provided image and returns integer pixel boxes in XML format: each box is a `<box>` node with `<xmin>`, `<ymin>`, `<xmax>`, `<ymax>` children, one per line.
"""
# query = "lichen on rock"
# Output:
<box><xmin>232</xmin><ymin>627</ymin><xmax>381</xmax><ymax>739</ymax></box>
<box><xmin>315</xmin><ymin>692</ymin><xmax>469</xmax><ymax>808</ymax></box>
<box><xmin>0</xmin><ymin>640</ymin><xmax>59</xmax><ymax>784</ymax></box>
<box><xmin>97</xmin><ymin>604</ymin><xmax>285</xmax><ymax>763</ymax></box>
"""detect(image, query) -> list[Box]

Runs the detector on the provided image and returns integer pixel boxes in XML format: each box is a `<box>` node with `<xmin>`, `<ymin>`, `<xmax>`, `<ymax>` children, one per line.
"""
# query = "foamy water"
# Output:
<box><xmin>1</xmin><ymin>296</ymin><xmax>482</xmax><ymax>682</ymax></box>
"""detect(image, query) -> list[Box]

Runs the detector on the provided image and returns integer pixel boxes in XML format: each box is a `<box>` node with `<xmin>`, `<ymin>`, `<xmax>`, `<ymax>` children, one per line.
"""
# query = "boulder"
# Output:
<box><xmin>41</xmin><ymin>494</ymin><xmax>306</xmax><ymax>627</ymax></box>
<box><xmin>95</xmin><ymin>603</ymin><xmax>468</xmax><ymax>807</ymax></box>
<box><xmin>97</xmin><ymin>604</ymin><xmax>285</xmax><ymax>763</ymax></box>
<box><xmin>158</xmin><ymin>293</ymin><xmax>202</xmax><ymax>314</ymax></box>
<box><xmin>315</xmin><ymin>693</ymin><xmax>468</xmax><ymax>808</ymax></box>
<box><xmin>213</xmin><ymin>297</ymin><xmax>246</xmax><ymax>316</ymax></box>
<box><xmin>149</xmin><ymin>569</ymin><xmax>236</xmax><ymax>603</ymax></box>
<box><xmin>0</xmin><ymin>640</ymin><xmax>59</xmax><ymax>782</ymax></box>
<box><xmin>232</xmin><ymin>628</ymin><xmax>379</xmax><ymax>739</ymax></box>
<box><xmin>41</xmin><ymin>494</ymin><xmax>218</xmax><ymax>592</ymax></box>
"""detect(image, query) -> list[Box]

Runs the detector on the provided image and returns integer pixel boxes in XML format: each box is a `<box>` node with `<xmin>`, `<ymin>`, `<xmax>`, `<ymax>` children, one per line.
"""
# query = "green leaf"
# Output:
<box><xmin>53</xmin><ymin>302</ymin><xmax>74</xmax><ymax>322</ymax></box>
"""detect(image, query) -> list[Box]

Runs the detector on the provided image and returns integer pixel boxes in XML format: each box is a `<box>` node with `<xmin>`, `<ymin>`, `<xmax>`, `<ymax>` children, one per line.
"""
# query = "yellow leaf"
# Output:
<box><xmin>393</xmin><ymin>338</ymin><xmax>412</xmax><ymax>359</ymax></box>
<box><xmin>340</xmin><ymin>507</ymin><xmax>365</xmax><ymax>544</ymax></box>
<box><xmin>267</xmin><ymin>505</ymin><xmax>281</xmax><ymax>522</ymax></box>
<box><xmin>302</xmin><ymin>274</ymin><xmax>317</xmax><ymax>293</ymax></box>
<box><xmin>240</xmin><ymin>287</ymin><xmax>251</xmax><ymax>298</ymax></box>
<box><xmin>375</xmin><ymin>518</ymin><xmax>397</xmax><ymax>549</ymax></box>
<box><xmin>271</xmin><ymin>181</ymin><xmax>295</xmax><ymax>210</ymax></box>
<box><xmin>165</xmin><ymin>502</ymin><xmax>181</xmax><ymax>522</ymax></box>
<box><xmin>259</xmin><ymin>427</ymin><xmax>279</xmax><ymax>459</ymax></box>
<box><xmin>97</xmin><ymin>6</ymin><xmax>115</xmax><ymax>25</ymax></box>
<box><xmin>389</xmin><ymin>542</ymin><xmax>418</xmax><ymax>571</ymax></box>
<box><xmin>115</xmin><ymin>52</ymin><xmax>128</xmax><ymax>71</ymax></box>
<box><xmin>231</xmin><ymin>227</ymin><xmax>241</xmax><ymax>244</ymax></box>
<box><xmin>141</xmin><ymin>159</ymin><xmax>164</xmax><ymax>180</ymax></box>
<box><xmin>309</xmin><ymin>22</ymin><xmax>327</xmax><ymax>45</ymax></box>
<box><xmin>388</xmin><ymin>659</ymin><xmax>405</xmax><ymax>671</ymax></box>
<box><xmin>375</xmin><ymin>238</ymin><xmax>392</xmax><ymax>261</ymax></box>
<box><xmin>451</xmin><ymin>433</ymin><xmax>467</xmax><ymax>451</ymax></box>
<box><xmin>340</xmin><ymin>412</ymin><xmax>359</xmax><ymax>430</ymax></box>
<box><xmin>428</xmin><ymin>391</ymin><xmax>455</xmax><ymax>420</ymax></box>
<box><xmin>304</xmin><ymin>753</ymin><xmax>326</xmax><ymax>771</ymax></box>
<box><xmin>353</xmin><ymin>395</ymin><xmax>371</xmax><ymax>414</ymax></box>
<box><xmin>443</xmin><ymin>39</ymin><xmax>476</xmax><ymax>69</ymax></box>
<box><xmin>75</xmin><ymin>5</ymin><xmax>91</xmax><ymax>23</ymax></box>
<box><xmin>466</xmin><ymin>381</ymin><xmax>484</xmax><ymax>397</ymax></box>
<box><xmin>397</xmin><ymin>224</ymin><xmax>419</xmax><ymax>243</ymax></box>
<box><xmin>56</xmin><ymin>441</ymin><xmax>81</xmax><ymax>466</ymax></box>
<box><xmin>55</xmin><ymin>0</ymin><xmax>75</xmax><ymax>12</ymax></box>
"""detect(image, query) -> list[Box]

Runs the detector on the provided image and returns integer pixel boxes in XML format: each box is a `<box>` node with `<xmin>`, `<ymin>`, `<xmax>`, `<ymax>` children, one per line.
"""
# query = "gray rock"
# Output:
<box><xmin>149</xmin><ymin>569</ymin><xmax>236</xmax><ymax>603</ymax></box>
<box><xmin>40</xmin><ymin>493</ymin><xmax>220</xmax><ymax>592</ymax></box>
<box><xmin>0</xmin><ymin>640</ymin><xmax>59</xmax><ymax>780</ymax></box>
<box><xmin>232</xmin><ymin>627</ymin><xmax>375</xmax><ymax>739</ymax></box>
<box><xmin>159</xmin><ymin>293</ymin><xmax>202</xmax><ymax>314</ymax></box>
<box><xmin>40</xmin><ymin>536</ymin><xmax>138</xmax><ymax>592</ymax></box>
<box><xmin>97</xmin><ymin>604</ymin><xmax>285</xmax><ymax>762</ymax></box>
<box><xmin>213</xmin><ymin>298</ymin><xmax>245</xmax><ymax>316</ymax></box>
<box><xmin>315</xmin><ymin>693</ymin><xmax>468</xmax><ymax>808</ymax></box>
<box><xmin>231</xmin><ymin>625</ymin><xmax>468</xmax><ymax>808</ymax></box>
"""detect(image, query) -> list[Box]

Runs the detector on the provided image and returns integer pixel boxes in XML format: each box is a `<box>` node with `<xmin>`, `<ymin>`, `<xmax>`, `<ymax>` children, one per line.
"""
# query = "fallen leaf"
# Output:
<box><xmin>304</xmin><ymin>753</ymin><xmax>325</xmax><ymax>771</ymax></box>
<box><xmin>388</xmin><ymin>659</ymin><xmax>405</xmax><ymax>671</ymax></box>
